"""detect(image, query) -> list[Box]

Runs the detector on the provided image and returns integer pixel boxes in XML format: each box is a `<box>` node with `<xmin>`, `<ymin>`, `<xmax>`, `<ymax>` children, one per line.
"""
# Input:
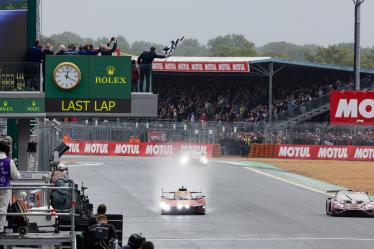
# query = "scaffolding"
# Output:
<box><xmin>0</xmin><ymin>182</ymin><xmax>77</xmax><ymax>249</ymax></box>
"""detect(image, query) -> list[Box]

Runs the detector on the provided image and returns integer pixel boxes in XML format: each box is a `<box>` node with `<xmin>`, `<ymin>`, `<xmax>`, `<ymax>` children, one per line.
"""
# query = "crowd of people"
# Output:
<box><xmin>154</xmin><ymin>74</ymin><xmax>354</xmax><ymax>122</ymax></box>
<box><xmin>83</xmin><ymin>203</ymin><xmax>154</xmax><ymax>249</ymax></box>
<box><xmin>218</xmin><ymin>125</ymin><xmax>374</xmax><ymax>155</ymax></box>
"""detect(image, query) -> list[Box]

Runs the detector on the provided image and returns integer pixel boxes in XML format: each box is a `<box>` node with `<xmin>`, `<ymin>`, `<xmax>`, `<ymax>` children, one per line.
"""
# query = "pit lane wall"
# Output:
<box><xmin>248</xmin><ymin>144</ymin><xmax>374</xmax><ymax>161</ymax></box>
<box><xmin>65</xmin><ymin>141</ymin><xmax>221</xmax><ymax>157</ymax></box>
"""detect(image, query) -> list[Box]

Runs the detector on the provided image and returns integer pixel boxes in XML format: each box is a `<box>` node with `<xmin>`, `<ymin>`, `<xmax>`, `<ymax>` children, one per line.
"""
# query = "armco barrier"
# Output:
<box><xmin>248</xmin><ymin>144</ymin><xmax>374</xmax><ymax>161</ymax></box>
<box><xmin>65</xmin><ymin>141</ymin><xmax>217</xmax><ymax>158</ymax></box>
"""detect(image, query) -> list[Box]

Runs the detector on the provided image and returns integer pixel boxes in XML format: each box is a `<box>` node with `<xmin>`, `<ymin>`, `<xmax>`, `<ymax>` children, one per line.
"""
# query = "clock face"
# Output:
<box><xmin>53</xmin><ymin>62</ymin><xmax>81</xmax><ymax>90</ymax></box>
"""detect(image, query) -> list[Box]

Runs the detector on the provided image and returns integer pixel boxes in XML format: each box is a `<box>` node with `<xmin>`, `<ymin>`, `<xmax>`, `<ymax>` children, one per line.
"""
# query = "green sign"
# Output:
<box><xmin>0</xmin><ymin>98</ymin><xmax>44</xmax><ymax>113</ymax></box>
<box><xmin>45</xmin><ymin>55</ymin><xmax>131</xmax><ymax>114</ymax></box>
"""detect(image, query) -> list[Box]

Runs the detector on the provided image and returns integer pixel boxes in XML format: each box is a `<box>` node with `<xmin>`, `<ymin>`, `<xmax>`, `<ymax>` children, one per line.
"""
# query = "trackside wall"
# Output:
<box><xmin>248</xmin><ymin>144</ymin><xmax>374</xmax><ymax>161</ymax></box>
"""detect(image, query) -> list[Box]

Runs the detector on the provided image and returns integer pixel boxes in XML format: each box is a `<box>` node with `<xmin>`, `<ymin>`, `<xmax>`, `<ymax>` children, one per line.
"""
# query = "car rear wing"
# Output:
<box><xmin>161</xmin><ymin>187</ymin><xmax>204</xmax><ymax>194</ymax></box>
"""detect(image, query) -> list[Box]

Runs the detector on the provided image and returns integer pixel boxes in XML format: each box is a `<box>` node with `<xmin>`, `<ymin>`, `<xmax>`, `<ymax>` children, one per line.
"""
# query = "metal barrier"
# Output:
<box><xmin>0</xmin><ymin>182</ymin><xmax>77</xmax><ymax>249</ymax></box>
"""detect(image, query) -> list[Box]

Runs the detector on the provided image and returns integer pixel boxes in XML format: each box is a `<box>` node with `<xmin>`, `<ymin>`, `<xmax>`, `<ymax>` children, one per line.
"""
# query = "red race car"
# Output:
<box><xmin>160</xmin><ymin>187</ymin><xmax>206</xmax><ymax>215</ymax></box>
<box><xmin>326</xmin><ymin>190</ymin><xmax>374</xmax><ymax>216</ymax></box>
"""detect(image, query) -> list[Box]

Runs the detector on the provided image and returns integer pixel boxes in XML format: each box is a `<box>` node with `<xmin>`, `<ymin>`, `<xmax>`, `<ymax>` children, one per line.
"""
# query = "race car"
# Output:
<box><xmin>178</xmin><ymin>151</ymin><xmax>208</xmax><ymax>166</ymax></box>
<box><xmin>326</xmin><ymin>190</ymin><xmax>374</xmax><ymax>216</ymax></box>
<box><xmin>160</xmin><ymin>187</ymin><xmax>206</xmax><ymax>215</ymax></box>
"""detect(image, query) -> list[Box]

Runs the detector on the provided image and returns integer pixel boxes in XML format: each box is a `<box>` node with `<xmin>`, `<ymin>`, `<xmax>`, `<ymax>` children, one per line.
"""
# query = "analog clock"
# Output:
<box><xmin>53</xmin><ymin>62</ymin><xmax>81</xmax><ymax>90</ymax></box>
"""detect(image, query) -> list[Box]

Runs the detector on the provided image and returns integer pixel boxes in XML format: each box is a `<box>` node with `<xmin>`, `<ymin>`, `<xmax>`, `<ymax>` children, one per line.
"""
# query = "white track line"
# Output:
<box><xmin>243</xmin><ymin>166</ymin><xmax>327</xmax><ymax>195</ymax></box>
<box><xmin>220</xmin><ymin>161</ymin><xmax>328</xmax><ymax>195</ymax></box>
<box><xmin>150</xmin><ymin>237</ymin><xmax>374</xmax><ymax>241</ymax></box>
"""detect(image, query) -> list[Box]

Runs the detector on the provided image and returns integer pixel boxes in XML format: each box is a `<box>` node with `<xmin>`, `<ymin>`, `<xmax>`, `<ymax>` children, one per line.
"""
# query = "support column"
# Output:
<box><xmin>354</xmin><ymin>0</ymin><xmax>364</xmax><ymax>90</ymax></box>
<box><xmin>268</xmin><ymin>62</ymin><xmax>274</xmax><ymax>123</ymax></box>
<box><xmin>18</xmin><ymin>119</ymin><xmax>31</xmax><ymax>171</ymax></box>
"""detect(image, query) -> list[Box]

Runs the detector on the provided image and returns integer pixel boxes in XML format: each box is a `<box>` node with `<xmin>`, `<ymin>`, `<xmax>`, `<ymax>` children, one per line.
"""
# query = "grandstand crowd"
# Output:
<box><xmin>155</xmin><ymin>75</ymin><xmax>354</xmax><ymax>122</ymax></box>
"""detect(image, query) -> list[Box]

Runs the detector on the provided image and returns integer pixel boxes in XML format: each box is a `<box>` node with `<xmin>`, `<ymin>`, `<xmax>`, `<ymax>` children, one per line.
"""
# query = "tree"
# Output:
<box><xmin>207</xmin><ymin>34</ymin><xmax>256</xmax><ymax>57</ymax></box>
<box><xmin>304</xmin><ymin>45</ymin><xmax>351</xmax><ymax>66</ymax></box>
<box><xmin>173</xmin><ymin>38</ymin><xmax>210</xmax><ymax>56</ymax></box>
<box><xmin>49</xmin><ymin>31</ymin><xmax>84</xmax><ymax>48</ymax></box>
<box><xmin>130</xmin><ymin>41</ymin><xmax>164</xmax><ymax>55</ymax></box>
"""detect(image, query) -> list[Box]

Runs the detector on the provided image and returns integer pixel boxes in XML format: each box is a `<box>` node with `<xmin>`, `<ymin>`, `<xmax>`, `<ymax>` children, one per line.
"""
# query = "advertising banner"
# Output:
<box><xmin>0</xmin><ymin>98</ymin><xmax>44</xmax><ymax>113</ymax></box>
<box><xmin>45</xmin><ymin>56</ymin><xmax>131</xmax><ymax>114</ymax></box>
<box><xmin>276</xmin><ymin>144</ymin><xmax>374</xmax><ymax>161</ymax></box>
<box><xmin>152</xmin><ymin>61</ymin><xmax>249</xmax><ymax>73</ymax></box>
<box><xmin>330</xmin><ymin>91</ymin><xmax>374</xmax><ymax>125</ymax></box>
<box><xmin>65</xmin><ymin>141</ymin><xmax>215</xmax><ymax>158</ymax></box>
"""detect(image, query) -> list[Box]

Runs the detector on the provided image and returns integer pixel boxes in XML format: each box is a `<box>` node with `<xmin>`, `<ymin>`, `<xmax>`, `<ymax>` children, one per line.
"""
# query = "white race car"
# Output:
<box><xmin>179</xmin><ymin>151</ymin><xmax>208</xmax><ymax>166</ymax></box>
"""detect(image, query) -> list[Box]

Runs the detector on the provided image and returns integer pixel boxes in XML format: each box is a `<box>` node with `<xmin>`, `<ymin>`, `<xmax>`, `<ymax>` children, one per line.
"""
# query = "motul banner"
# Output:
<box><xmin>152</xmin><ymin>61</ymin><xmax>249</xmax><ymax>73</ymax></box>
<box><xmin>330</xmin><ymin>91</ymin><xmax>374</xmax><ymax>125</ymax></box>
<box><xmin>65</xmin><ymin>141</ymin><xmax>215</xmax><ymax>157</ymax></box>
<box><xmin>276</xmin><ymin>144</ymin><xmax>374</xmax><ymax>161</ymax></box>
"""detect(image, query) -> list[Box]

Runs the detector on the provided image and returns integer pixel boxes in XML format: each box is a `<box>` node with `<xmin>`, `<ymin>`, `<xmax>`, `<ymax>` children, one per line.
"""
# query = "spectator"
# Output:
<box><xmin>137</xmin><ymin>47</ymin><xmax>166</xmax><ymax>92</ymax></box>
<box><xmin>100</xmin><ymin>37</ymin><xmax>117</xmax><ymax>56</ymax></box>
<box><xmin>66</xmin><ymin>44</ymin><xmax>78</xmax><ymax>55</ymax></box>
<box><xmin>0</xmin><ymin>140</ymin><xmax>21</xmax><ymax>235</ymax></box>
<box><xmin>88</xmin><ymin>203</ymin><xmax>107</xmax><ymax>226</ymax></box>
<box><xmin>131</xmin><ymin>60</ymin><xmax>139</xmax><ymax>92</ymax></box>
<box><xmin>56</xmin><ymin>44</ymin><xmax>66</xmax><ymax>55</ymax></box>
<box><xmin>26</xmin><ymin>40</ymin><xmax>43</xmax><ymax>90</ymax></box>
<box><xmin>142</xmin><ymin>241</ymin><xmax>154</xmax><ymax>249</ymax></box>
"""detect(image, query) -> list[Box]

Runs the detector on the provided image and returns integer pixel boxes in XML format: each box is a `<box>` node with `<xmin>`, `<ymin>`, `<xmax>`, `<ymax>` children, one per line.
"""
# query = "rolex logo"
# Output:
<box><xmin>106</xmin><ymin>66</ymin><xmax>115</xmax><ymax>76</ymax></box>
<box><xmin>3</xmin><ymin>101</ymin><xmax>8</xmax><ymax>107</ymax></box>
<box><xmin>32</xmin><ymin>101</ymin><xmax>36</xmax><ymax>107</ymax></box>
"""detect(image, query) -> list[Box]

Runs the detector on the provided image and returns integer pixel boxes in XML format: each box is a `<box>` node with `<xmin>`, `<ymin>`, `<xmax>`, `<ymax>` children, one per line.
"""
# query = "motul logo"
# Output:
<box><xmin>145</xmin><ymin>145</ymin><xmax>173</xmax><ymax>155</ymax></box>
<box><xmin>354</xmin><ymin>148</ymin><xmax>374</xmax><ymax>159</ymax></box>
<box><xmin>335</xmin><ymin>99</ymin><xmax>374</xmax><ymax>118</ymax></box>
<box><xmin>317</xmin><ymin>147</ymin><xmax>348</xmax><ymax>159</ymax></box>
<box><xmin>180</xmin><ymin>145</ymin><xmax>207</xmax><ymax>155</ymax></box>
<box><xmin>67</xmin><ymin>143</ymin><xmax>80</xmax><ymax>153</ymax></box>
<box><xmin>330</xmin><ymin>91</ymin><xmax>374</xmax><ymax>124</ymax></box>
<box><xmin>279</xmin><ymin>146</ymin><xmax>311</xmax><ymax>158</ymax></box>
<box><xmin>84</xmin><ymin>143</ymin><xmax>108</xmax><ymax>154</ymax></box>
<box><xmin>114</xmin><ymin>144</ymin><xmax>140</xmax><ymax>155</ymax></box>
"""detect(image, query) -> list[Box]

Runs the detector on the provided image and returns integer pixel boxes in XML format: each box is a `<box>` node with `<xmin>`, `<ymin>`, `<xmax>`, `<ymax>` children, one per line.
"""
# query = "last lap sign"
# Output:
<box><xmin>45</xmin><ymin>55</ymin><xmax>131</xmax><ymax>115</ymax></box>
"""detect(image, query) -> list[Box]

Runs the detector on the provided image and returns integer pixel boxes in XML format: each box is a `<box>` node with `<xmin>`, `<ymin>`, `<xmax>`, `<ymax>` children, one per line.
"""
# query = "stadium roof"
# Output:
<box><xmin>152</xmin><ymin>56</ymin><xmax>374</xmax><ymax>75</ymax></box>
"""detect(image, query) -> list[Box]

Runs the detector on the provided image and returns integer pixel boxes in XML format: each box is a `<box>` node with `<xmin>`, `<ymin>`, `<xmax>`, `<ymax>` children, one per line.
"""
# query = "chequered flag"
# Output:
<box><xmin>162</xmin><ymin>36</ymin><xmax>184</xmax><ymax>58</ymax></box>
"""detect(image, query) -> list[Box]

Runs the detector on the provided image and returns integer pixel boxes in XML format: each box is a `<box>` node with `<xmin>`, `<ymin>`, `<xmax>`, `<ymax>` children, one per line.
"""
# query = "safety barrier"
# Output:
<box><xmin>65</xmin><ymin>140</ymin><xmax>219</xmax><ymax>158</ymax></box>
<box><xmin>248</xmin><ymin>144</ymin><xmax>374</xmax><ymax>161</ymax></box>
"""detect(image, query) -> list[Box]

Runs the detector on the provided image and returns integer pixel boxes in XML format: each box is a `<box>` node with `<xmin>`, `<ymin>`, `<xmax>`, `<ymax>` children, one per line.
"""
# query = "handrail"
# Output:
<box><xmin>0</xmin><ymin>182</ymin><xmax>77</xmax><ymax>249</ymax></box>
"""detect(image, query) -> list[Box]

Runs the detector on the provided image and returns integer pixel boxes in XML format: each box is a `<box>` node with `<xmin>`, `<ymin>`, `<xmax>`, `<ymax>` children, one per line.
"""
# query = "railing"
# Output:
<box><xmin>0</xmin><ymin>62</ymin><xmax>42</xmax><ymax>92</ymax></box>
<box><xmin>266</xmin><ymin>78</ymin><xmax>374</xmax><ymax>124</ymax></box>
<box><xmin>0</xmin><ymin>182</ymin><xmax>77</xmax><ymax>248</ymax></box>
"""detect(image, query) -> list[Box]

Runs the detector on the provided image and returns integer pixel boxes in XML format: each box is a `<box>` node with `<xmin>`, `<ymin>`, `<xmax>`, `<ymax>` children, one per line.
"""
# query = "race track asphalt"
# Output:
<box><xmin>66</xmin><ymin>156</ymin><xmax>374</xmax><ymax>249</ymax></box>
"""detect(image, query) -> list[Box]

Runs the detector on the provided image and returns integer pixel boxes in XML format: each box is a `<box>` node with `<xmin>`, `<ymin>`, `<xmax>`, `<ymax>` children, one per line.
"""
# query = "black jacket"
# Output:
<box><xmin>137</xmin><ymin>51</ymin><xmax>166</xmax><ymax>64</ymax></box>
<box><xmin>101</xmin><ymin>42</ymin><xmax>117</xmax><ymax>56</ymax></box>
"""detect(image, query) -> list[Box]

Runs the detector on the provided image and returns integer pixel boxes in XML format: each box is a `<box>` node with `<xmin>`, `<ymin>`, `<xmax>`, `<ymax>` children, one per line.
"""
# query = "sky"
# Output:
<box><xmin>41</xmin><ymin>0</ymin><xmax>374</xmax><ymax>47</ymax></box>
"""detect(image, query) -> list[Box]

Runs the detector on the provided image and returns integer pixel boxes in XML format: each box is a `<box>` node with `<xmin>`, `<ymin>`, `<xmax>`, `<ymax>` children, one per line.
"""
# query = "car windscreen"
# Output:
<box><xmin>175</xmin><ymin>192</ymin><xmax>192</xmax><ymax>200</ymax></box>
<box><xmin>337</xmin><ymin>192</ymin><xmax>370</xmax><ymax>202</ymax></box>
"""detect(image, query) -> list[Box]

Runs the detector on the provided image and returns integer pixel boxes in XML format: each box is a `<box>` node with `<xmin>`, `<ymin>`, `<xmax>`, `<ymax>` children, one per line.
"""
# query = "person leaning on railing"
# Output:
<box><xmin>137</xmin><ymin>47</ymin><xmax>166</xmax><ymax>92</ymax></box>
<box><xmin>0</xmin><ymin>140</ymin><xmax>21</xmax><ymax>236</ymax></box>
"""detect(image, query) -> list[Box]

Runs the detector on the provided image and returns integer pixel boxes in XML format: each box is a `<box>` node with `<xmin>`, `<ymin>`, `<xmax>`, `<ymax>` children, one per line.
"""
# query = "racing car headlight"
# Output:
<box><xmin>177</xmin><ymin>204</ymin><xmax>183</xmax><ymax>210</ymax></box>
<box><xmin>160</xmin><ymin>202</ymin><xmax>171</xmax><ymax>211</ymax></box>
<box><xmin>180</xmin><ymin>156</ymin><xmax>189</xmax><ymax>165</ymax></box>
<box><xmin>200</xmin><ymin>156</ymin><xmax>208</xmax><ymax>164</ymax></box>
<box><xmin>335</xmin><ymin>202</ymin><xmax>345</xmax><ymax>208</ymax></box>
<box><xmin>184</xmin><ymin>204</ymin><xmax>190</xmax><ymax>209</ymax></box>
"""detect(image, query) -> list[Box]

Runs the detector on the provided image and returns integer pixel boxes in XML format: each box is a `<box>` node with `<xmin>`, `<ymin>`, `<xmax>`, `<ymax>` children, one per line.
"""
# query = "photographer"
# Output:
<box><xmin>122</xmin><ymin>233</ymin><xmax>146</xmax><ymax>249</ymax></box>
<box><xmin>100</xmin><ymin>37</ymin><xmax>117</xmax><ymax>56</ymax></box>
